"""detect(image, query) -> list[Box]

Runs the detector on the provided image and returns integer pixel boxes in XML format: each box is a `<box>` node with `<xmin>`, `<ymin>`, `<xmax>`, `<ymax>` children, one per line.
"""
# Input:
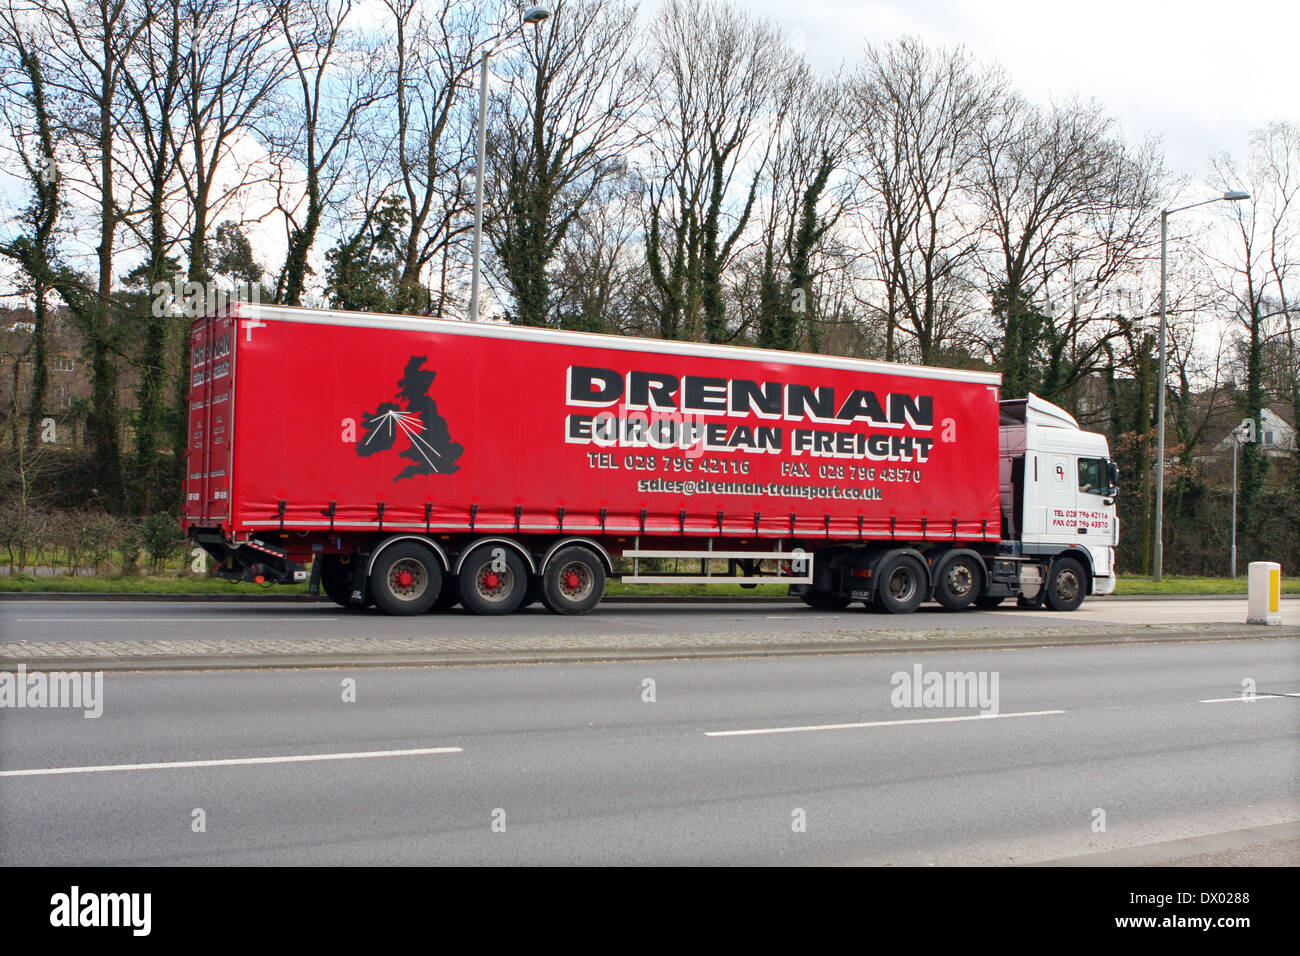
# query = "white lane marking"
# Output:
<box><xmin>705</xmin><ymin>709</ymin><xmax>1066</xmax><ymax>737</ymax></box>
<box><xmin>1199</xmin><ymin>693</ymin><xmax>1300</xmax><ymax>703</ymax></box>
<box><xmin>15</xmin><ymin>617</ymin><xmax>339</xmax><ymax>623</ymax></box>
<box><xmin>0</xmin><ymin>746</ymin><xmax>462</xmax><ymax>778</ymax></box>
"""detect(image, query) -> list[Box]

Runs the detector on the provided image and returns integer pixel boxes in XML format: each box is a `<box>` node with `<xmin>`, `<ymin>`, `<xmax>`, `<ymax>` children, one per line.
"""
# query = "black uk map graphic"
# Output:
<box><xmin>358</xmin><ymin>356</ymin><xmax>464</xmax><ymax>480</ymax></box>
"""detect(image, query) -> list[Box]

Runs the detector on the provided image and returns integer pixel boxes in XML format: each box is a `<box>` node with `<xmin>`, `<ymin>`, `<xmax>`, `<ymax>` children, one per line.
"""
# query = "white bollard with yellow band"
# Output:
<box><xmin>1246</xmin><ymin>562</ymin><xmax>1282</xmax><ymax>625</ymax></box>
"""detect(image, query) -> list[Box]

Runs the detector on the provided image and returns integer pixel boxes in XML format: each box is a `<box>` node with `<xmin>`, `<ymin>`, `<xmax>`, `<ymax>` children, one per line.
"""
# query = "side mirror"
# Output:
<box><xmin>1106</xmin><ymin>460</ymin><xmax>1119</xmax><ymax>498</ymax></box>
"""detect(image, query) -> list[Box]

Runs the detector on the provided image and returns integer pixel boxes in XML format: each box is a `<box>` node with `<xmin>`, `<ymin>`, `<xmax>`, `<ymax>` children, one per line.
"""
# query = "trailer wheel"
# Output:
<box><xmin>429</xmin><ymin>573</ymin><xmax>461</xmax><ymax>612</ymax></box>
<box><xmin>800</xmin><ymin>590</ymin><xmax>852</xmax><ymax>610</ymax></box>
<box><xmin>876</xmin><ymin>554</ymin><xmax>926</xmax><ymax>614</ymax></box>
<box><xmin>1044</xmin><ymin>557</ymin><xmax>1086</xmax><ymax>612</ymax></box>
<box><xmin>319</xmin><ymin>555</ymin><xmax>371</xmax><ymax>611</ymax></box>
<box><xmin>459</xmin><ymin>544</ymin><xmax>528</xmax><ymax>615</ymax></box>
<box><xmin>370</xmin><ymin>543</ymin><xmax>442</xmax><ymax>615</ymax></box>
<box><xmin>934</xmin><ymin>555</ymin><xmax>981</xmax><ymax>610</ymax></box>
<box><xmin>541</xmin><ymin>547</ymin><xmax>605</xmax><ymax>615</ymax></box>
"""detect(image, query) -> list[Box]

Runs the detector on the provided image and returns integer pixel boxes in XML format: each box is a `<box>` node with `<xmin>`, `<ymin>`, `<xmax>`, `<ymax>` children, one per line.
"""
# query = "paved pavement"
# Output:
<box><xmin>2</xmin><ymin>639</ymin><xmax>1295</xmax><ymax>865</ymax></box>
<box><xmin>0</xmin><ymin>596</ymin><xmax>1294</xmax><ymax>670</ymax></box>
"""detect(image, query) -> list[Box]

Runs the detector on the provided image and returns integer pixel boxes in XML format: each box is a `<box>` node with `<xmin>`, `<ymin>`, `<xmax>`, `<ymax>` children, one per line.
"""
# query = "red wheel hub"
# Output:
<box><xmin>394</xmin><ymin>569</ymin><xmax>414</xmax><ymax>589</ymax></box>
<box><xmin>483</xmin><ymin>571</ymin><xmax>501</xmax><ymax>589</ymax></box>
<box><xmin>564</xmin><ymin>571</ymin><xmax>581</xmax><ymax>590</ymax></box>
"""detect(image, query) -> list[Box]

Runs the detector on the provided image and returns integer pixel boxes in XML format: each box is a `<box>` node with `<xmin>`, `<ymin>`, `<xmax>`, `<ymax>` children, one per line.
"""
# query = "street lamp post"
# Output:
<box><xmin>1151</xmin><ymin>189</ymin><xmax>1250</xmax><ymax>582</ymax></box>
<box><xmin>1231</xmin><ymin>427</ymin><xmax>1241</xmax><ymax>579</ymax></box>
<box><xmin>468</xmin><ymin>5</ymin><xmax>551</xmax><ymax>323</ymax></box>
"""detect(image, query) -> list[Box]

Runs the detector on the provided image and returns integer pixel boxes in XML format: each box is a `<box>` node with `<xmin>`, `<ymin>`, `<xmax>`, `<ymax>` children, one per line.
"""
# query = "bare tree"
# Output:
<box><xmin>117</xmin><ymin>0</ymin><xmax>186</xmax><ymax>510</ymax></box>
<box><xmin>176</xmin><ymin>0</ymin><xmax>286</xmax><ymax>287</ymax></box>
<box><xmin>1206</xmin><ymin>124</ymin><xmax>1299</xmax><ymax>523</ymax></box>
<box><xmin>642</xmin><ymin>0</ymin><xmax>795</xmax><ymax>343</ymax></box>
<box><xmin>1254</xmin><ymin>123</ymin><xmax>1299</xmax><ymax>485</ymax></box>
<box><xmin>0</xmin><ymin>2</ymin><xmax>62</xmax><ymax>449</ymax></box>
<box><xmin>972</xmin><ymin>95</ymin><xmax>1166</xmax><ymax>400</ymax></box>
<box><xmin>376</xmin><ymin>0</ymin><xmax>493</xmax><ymax>316</ymax></box>
<box><xmin>269</xmin><ymin>0</ymin><xmax>387</xmax><ymax>306</ymax></box>
<box><xmin>549</xmin><ymin>168</ymin><xmax>650</xmax><ymax>332</ymax></box>
<box><xmin>753</xmin><ymin>67</ymin><xmax>853</xmax><ymax>353</ymax></box>
<box><xmin>845</xmin><ymin>39</ymin><xmax>996</xmax><ymax>363</ymax></box>
<box><xmin>25</xmin><ymin>0</ymin><xmax>149</xmax><ymax>503</ymax></box>
<box><xmin>483</xmin><ymin>0</ymin><xmax>646</xmax><ymax>326</ymax></box>
<box><xmin>169</xmin><ymin>0</ymin><xmax>286</xmax><ymax>484</ymax></box>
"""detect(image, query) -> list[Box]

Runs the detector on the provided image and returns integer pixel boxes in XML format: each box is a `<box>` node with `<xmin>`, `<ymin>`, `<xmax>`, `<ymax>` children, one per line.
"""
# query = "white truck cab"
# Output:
<box><xmin>998</xmin><ymin>394</ymin><xmax>1119</xmax><ymax>603</ymax></box>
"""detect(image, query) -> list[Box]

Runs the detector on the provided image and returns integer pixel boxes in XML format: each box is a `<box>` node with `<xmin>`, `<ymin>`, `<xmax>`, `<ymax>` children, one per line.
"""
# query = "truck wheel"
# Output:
<box><xmin>974</xmin><ymin>595</ymin><xmax>1005</xmax><ymax>609</ymax></box>
<box><xmin>320</xmin><ymin>555</ymin><xmax>370</xmax><ymax>611</ymax></box>
<box><xmin>1044</xmin><ymin>557</ymin><xmax>1086</xmax><ymax>612</ymax></box>
<box><xmin>459</xmin><ymin>544</ymin><xmax>528</xmax><ymax>615</ymax></box>
<box><xmin>934</xmin><ymin>555</ymin><xmax>981</xmax><ymax>610</ymax></box>
<box><xmin>800</xmin><ymin>590</ymin><xmax>852</xmax><ymax>610</ymax></box>
<box><xmin>876</xmin><ymin>554</ymin><xmax>926</xmax><ymax>614</ymax></box>
<box><xmin>541</xmin><ymin>547</ymin><xmax>605</xmax><ymax>615</ymax></box>
<box><xmin>370</xmin><ymin>543</ymin><xmax>442</xmax><ymax>615</ymax></box>
<box><xmin>429</xmin><ymin>573</ymin><xmax>461</xmax><ymax>612</ymax></box>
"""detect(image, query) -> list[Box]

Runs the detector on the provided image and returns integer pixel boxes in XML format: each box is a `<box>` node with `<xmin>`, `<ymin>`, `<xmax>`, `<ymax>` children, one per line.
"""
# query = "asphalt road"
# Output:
<box><xmin>1</xmin><ymin>638</ymin><xmax>1296</xmax><ymax>865</ymax></box>
<box><xmin>1</xmin><ymin>595</ymin><xmax>1294</xmax><ymax>644</ymax></box>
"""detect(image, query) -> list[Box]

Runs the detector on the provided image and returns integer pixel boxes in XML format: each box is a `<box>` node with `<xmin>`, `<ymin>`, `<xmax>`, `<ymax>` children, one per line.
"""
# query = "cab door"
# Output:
<box><xmin>1074</xmin><ymin>456</ymin><xmax>1118</xmax><ymax>547</ymax></box>
<box><xmin>1039</xmin><ymin>454</ymin><xmax>1115</xmax><ymax>547</ymax></box>
<box><xmin>1041</xmin><ymin>454</ymin><xmax>1083</xmax><ymax>546</ymax></box>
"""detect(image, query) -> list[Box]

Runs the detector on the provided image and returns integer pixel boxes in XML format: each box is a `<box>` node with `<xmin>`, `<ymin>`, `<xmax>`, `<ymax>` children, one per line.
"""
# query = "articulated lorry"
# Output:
<box><xmin>185</xmin><ymin>303</ymin><xmax>1119</xmax><ymax>615</ymax></box>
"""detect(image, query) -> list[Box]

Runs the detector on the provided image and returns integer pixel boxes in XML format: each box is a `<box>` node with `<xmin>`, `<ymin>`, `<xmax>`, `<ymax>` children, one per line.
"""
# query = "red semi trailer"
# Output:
<box><xmin>185</xmin><ymin>303</ymin><xmax>1119</xmax><ymax>615</ymax></box>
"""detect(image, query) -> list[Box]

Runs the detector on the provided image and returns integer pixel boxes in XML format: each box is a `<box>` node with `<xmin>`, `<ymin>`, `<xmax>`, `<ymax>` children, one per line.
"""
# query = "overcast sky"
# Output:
<box><xmin>742</xmin><ymin>0</ymin><xmax>1298</xmax><ymax>186</ymax></box>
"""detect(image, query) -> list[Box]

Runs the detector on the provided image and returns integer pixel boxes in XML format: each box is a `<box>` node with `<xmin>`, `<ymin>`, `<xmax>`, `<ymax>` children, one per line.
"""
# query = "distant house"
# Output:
<box><xmin>1212</xmin><ymin>406</ymin><xmax>1296</xmax><ymax>458</ymax></box>
<box><xmin>0</xmin><ymin>304</ymin><xmax>100</xmax><ymax>446</ymax></box>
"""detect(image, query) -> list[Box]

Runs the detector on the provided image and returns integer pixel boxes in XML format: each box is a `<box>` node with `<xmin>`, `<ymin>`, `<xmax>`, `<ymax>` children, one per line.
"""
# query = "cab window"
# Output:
<box><xmin>1078</xmin><ymin>458</ymin><xmax>1105</xmax><ymax>495</ymax></box>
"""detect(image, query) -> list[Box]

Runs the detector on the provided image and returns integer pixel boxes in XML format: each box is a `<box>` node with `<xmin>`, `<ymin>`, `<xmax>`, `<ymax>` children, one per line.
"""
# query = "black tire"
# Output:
<box><xmin>319</xmin><ymin>554</ymin><xmax>371</xmax><ymax>610</ymax></box>
<box><xmin>974</xmin><ymin>594</ymin><xmax>1005</xmax><ymax>609</ymax></box>
<box><xmin>541</xmin><ymin>547</ymin><xmax>605</xmax><ymax>615</ymax></box>
<box><xmin>875</xmin><ymin>554</ymin><xmax>927</xmax><ymax>614</ymax></box>
<box><xmin>1044</xmin><ymin>557</ymin><xmax>1087</xmax><ymax>612</ymax></box>
<box><xmin>458</xmin><ymin>544</ymin><xmax>529</xmax><ymax>615</ymax></box>
<box><xmin>800</xmin><ymin>589</ymin><xmax>852</xmax><ymax>610</ymax></box>
<box><xmin>934</xmin><ymin>555</ymin><xmax>981</xmax><ymax>610</ymax></box>
<box><xmin>429</xmin><ymin>573</ymin><xmax>461</xmax><ymax>611</ymax></box>
<box><xmin>370</xmin><ymin>542</ymin><xmax>442</xmax><ymax>615</ymax></box>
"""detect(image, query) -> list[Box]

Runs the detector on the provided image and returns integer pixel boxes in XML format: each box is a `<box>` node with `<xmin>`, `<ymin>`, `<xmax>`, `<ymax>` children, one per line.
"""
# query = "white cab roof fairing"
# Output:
<box><xmin>1003</xmin><ymin>393</ymin><xmax>1110</xmax><ymax>458</ymax></box>
<box><xmin>1023</xmin><ymin>392</ymin><xmax>1080</xmax><ymax>430</ymax></box>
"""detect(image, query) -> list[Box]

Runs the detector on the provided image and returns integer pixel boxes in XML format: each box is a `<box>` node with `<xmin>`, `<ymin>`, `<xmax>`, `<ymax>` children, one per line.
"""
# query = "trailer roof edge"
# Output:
<box><xmin>222</xmin><ymin>302</ymin><xmax>1004</xmax><ymax>386</ymax></box>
